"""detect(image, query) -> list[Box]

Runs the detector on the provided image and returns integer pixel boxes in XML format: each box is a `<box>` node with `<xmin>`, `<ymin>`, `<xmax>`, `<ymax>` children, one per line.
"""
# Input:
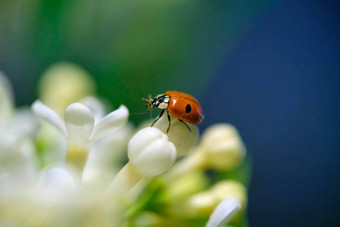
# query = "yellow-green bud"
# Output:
<box><xmin>200</xmin><ymin>124</ymin><xmax>246</xmax><ymax>171</ymax></box>
<box><xmin>39</xmin><ymin>62</ymin><xmax>96</xmax><ymax>115</ymax></box>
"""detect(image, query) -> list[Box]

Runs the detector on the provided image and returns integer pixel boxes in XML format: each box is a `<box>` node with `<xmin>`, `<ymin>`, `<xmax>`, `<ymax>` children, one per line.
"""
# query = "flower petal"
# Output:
<box><xmin>206</xmin><ymin>198</ymin><xmax>241</xmax><ymax>227</ymax></box>
<box><xmin>89</xmin><ymin>105</ymin><xmax>129</xmax><ymax>141</ymax></box>
<box><xmin>64</xmin><ymin>103</ymin><xmax>95</xmax><ymax>142</ymax></box>
<box><xmin>32</xmin><ymin>100</ymin><xmax>66</xmax><ymax>134</ymax></box>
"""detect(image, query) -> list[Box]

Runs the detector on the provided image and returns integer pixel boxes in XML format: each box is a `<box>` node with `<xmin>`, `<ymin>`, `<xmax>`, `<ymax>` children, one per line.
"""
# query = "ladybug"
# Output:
<box><xmin>143</xmin><ymin>91</ymin><xmax>204</xmax><ymax>133</ymax></box>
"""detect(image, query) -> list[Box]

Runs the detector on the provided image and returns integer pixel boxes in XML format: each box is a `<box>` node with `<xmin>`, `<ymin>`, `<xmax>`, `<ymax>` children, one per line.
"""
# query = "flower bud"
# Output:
<box><xmin>128</xmin><ymin>127</ymin><xmax>176</xmax><ymax>177</ymax></box>
<box><xmin>200</xmin><ymin>124</ymin><xmax>245</xmax><ymax>171</ymax></box>
<box><xmin>210</xmin><ymin>180</ymin><xmax>247</xmax><ymax>221</ymax></box>
<box><xmin>166</xmin><ymin>169</ymin><xmax>209</xmax><ymax>202</ymax></box>
<box><xmin>211</xmin><ymin>180</ymin><xmax>247</xmax><ymax>209</ymax></box>
<box><xmin>171</xmin><ymin>180</ymin><xmax>246</xmax><ymax>219</ymax></box>
<box><xmin>186</xmin><ymin>191</ymin><xmax>219</xmax><ymax>215</ymax></box>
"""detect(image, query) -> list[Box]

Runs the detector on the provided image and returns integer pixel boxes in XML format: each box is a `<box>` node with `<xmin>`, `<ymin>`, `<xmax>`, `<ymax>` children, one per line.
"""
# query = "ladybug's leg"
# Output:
<box><xmin>179</xmin><ymin>119</ymin><xmax>192</xmax><ymax>133</ymax></box>
<box><xmin>166</xmin><ymin>110</ymin><xmax>171</xmax><ymax>133</ymax></box>
<box><xmin>151</xmin><ymin>109</ymin><xmax>164</xmax><ymax>127</ymax></box>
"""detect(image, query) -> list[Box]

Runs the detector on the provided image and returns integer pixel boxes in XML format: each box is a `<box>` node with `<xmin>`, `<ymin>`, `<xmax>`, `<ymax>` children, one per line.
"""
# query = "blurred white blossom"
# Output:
<box><xmin>0</xmin><ymin>69</ymin><xmax>249</xmax><ymax>227</ymax></box>
<box><xmin>32</xmin><ymin>100</ymin><xmax>128</xmax><ymax>169</ymax></box>
<box><xmin>38</xmin><ymin>62</ymin><xmax>96</xmax><ymax>115</ymax></box>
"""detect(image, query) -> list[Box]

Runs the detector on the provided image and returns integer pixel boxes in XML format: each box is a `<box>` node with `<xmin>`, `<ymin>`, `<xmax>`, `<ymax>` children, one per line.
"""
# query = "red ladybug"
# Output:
<box><xmin>144</xmin><ymin>91</ymin><xmax>204</xmax><ymax>132</ymax></box>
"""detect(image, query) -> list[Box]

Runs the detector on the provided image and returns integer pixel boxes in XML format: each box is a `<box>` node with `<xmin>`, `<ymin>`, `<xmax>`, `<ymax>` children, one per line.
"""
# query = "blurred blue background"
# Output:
<box><xmin>201</xmin><ymin>1</ymin><xmax>339</xmax><ymax>226</ymax></box>
<box><xmin>1</xmin><ymin>0</ymin><xmax>339</xmax><ymax>226</ymax></box>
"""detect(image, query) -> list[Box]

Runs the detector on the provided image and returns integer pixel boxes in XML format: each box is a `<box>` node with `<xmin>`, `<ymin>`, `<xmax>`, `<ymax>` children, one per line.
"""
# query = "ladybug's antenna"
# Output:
<box><xmin>142</xmin><ymin>95</ymin><xmax>153</xmax><ymax>112</ymax></box>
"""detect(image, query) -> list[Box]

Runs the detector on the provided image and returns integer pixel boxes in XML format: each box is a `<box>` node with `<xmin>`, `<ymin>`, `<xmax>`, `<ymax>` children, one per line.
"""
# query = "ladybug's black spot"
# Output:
<box><xmin>185</xmin><ymin>104</ymin><xmax>191</xmax><ymax>113</ymax></box>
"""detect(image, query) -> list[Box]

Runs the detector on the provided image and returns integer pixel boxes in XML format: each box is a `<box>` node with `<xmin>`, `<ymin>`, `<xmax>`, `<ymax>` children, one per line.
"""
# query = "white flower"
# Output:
<box><xmin>32</xmin><ymin>100</ymin><xmax>128</xmax><ymax>170</ymax></box>
<box><xmin>32</xmin><ymin>101</ymin><xmax>128</xmax><ymax>143</ymax></box>
<box><xmin>0</xmin><ymin>67</ymin><xmax>250</xmax><ymax>226</ymax></box>
<box><xmin>34</xmin><ymin>96</ymin><xmax>107</xmax><ymax>166</ymax></box>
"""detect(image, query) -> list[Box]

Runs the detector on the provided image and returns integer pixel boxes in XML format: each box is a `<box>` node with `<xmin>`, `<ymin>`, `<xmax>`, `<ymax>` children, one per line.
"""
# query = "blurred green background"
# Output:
<box><xmin>0</xmin><ymin>0</ymin><xmax>276</xmax><ymax>123</ymax></box>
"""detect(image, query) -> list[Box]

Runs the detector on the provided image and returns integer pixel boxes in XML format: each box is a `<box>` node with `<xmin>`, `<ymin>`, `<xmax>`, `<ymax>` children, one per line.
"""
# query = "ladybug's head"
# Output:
<box><xmin>142</xmin><ymin>94</ymin><xmax>169</xmax><ymax>112</ymax></box>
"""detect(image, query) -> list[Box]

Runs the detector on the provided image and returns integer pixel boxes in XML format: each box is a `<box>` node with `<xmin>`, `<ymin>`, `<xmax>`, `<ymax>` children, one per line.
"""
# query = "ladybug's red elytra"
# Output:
<box><xmin>143</xmin><ymin>91</ymin><xmax>204</xmax><ymax>133</ymax></box>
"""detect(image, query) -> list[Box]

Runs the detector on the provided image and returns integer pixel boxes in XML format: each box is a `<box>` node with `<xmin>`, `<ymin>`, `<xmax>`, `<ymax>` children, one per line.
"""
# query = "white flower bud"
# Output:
<box><xmin>128</xmin><ymin>127</ymin><xmax>177</xmax><ymax>177</ymax></box>
<box><xmin>200</xmin><ymin>124</ymin><xmax>245</xmax><ymax>171</ymax></box>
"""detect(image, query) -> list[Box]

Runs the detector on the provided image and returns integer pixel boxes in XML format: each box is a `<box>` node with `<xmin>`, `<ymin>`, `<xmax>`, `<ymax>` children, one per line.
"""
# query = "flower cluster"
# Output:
<box><xmin>0</xmin><ymin>64</ymin><xmax>249</xmax><ymax>226</ymax></box>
